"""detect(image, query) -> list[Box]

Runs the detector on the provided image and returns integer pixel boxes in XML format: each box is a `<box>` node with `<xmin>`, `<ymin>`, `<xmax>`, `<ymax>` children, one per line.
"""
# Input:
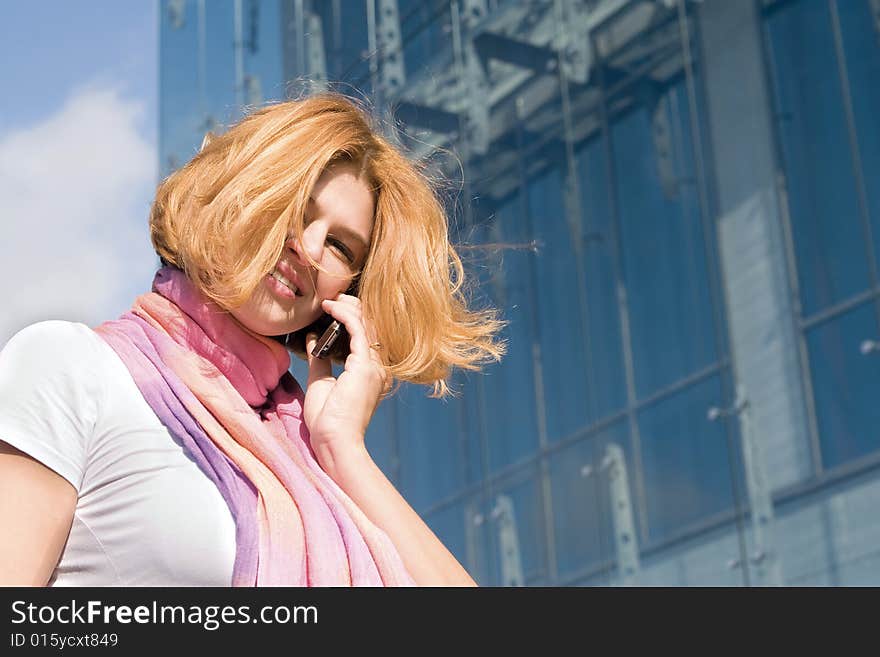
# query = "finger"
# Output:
<box><xmin>361</xmin><ymin>317</ymin><xmax>384</xmax><ymax>365</ymax></box>
<box><xmin>329</xmin><ymin>296</ymin><xmax>381</xmax><ymax>361</ymax></box>
<box><xmin>331</xmin><ymin>294</ymin><xmax>363</xmax><ymax>324</ymax></box>
<box><xmin>334</xmin><ymin>292</ymin><xmax>362</xmax><ymax>309</ymax></box>
<box><xmin>321</xmin><ymin>300</ymin><xmax>389</xmax><ymax>399</ymax></box>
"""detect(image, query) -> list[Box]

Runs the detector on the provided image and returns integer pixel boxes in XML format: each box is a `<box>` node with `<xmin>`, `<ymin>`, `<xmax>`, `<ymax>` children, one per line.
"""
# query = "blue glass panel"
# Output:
<box><xmin>527</xmin><ymin>165</ymin><xmax>591</xmax><ymax>442</ymax></box>
<box><xmin>766</xmin><ymin>0</ymin><xmax>870</xmax><ymax>315</ymax></box>
<box><xmin>806</xmin><ymin>302</ymin><xmax>880</xmax><ymax>469</ymax></box>
<box><xmin>363</xmin><ymin>396</ymin><xmax>397</xmax><ymax>484</ymax></box>
<box><xmin>836</xmin><ymin>0</ymin><xmax>880</xmax><ymax>278</ymax></box>
<box><xmin>456</xmin><ymin>370</ymin><xmax>485</xmax><ymax>486</ymax></box>
<box><xmin>424</xmin><ymin>496</ymin><xmax>490</xmax><ymax>584</ymax></box>
<box><xmin>241</xmin><ymin>0</ymin><xmax>284</xmax><ymax>102</ymax></box>
<box><xmin>202</xmin><ymin>3</ymin><xmax>238</xmax><ymax>122</ymax></box>
<box><xmin>612</xmin><ymin>83</ymin><xmax>717</xmax><ymax>399</ymax></box>
<box><xmin>394</xmin><ymin>379</ymin><xmax>467</xmax><ymax>512</ymax></box>
<box><xmin>638</xmin><ymin>374</ymin><xmax>736</xmax><ymax>543</ymax></box>
<box><xmin>160</xmin><ymin>1</ymin><xmax>243</xmax><ymax>173</ymax></box>
<box><xmin>455</xmin><ymin>217</ymin><xmax>501</xmax><ymax>486</ymax></box>
<box><xmin>548</xmin><ymin>421</ymin><xmax>632</xmax><ymax>581</ymax></box>
<box><xmin>313</xmin><ymin>0</ymin><xmax>370</xmax><ymax>84</ymax></box>
<box><xmin>576</xmin><ymin>136</ymin><xmax>627</xmax><ymax>420</ymax></box>
<box><xmin>160</xmin><ymin>0</ymin><xmax>202</xmax><ymax>174</ymax></box>
<box><xmin>478</xmin><ymin>195</ymin><xmax>541</xmax><ymax>473</ymax></box>
<box><xmin>399</xmin><ymin>0</ymin><xmax>450</xmax><ymax>79</ymax></box>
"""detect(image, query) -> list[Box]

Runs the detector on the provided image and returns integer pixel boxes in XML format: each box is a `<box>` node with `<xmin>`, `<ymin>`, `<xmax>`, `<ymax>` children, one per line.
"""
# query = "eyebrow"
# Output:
<box><xmin>307</xmin><ymin>195</ymin><xmax>371</xmax><ymax>252</ymax></box>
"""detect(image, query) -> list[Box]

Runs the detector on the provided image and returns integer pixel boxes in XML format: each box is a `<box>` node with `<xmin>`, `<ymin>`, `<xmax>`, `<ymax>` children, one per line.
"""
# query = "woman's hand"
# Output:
<box><xmin>302</xmin><ymin>292</ymin><xmax>389</xmax><ymax>470</ymax></box>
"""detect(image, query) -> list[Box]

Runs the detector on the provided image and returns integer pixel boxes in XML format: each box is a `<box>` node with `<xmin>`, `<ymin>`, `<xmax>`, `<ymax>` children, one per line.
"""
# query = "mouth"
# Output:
<box><xmin>268</xmin><ymin>268</ymin><xmax>303</xmax><ymax>296</ymax></box>
<box><xmin>269</xmin><ymin>255</ymin><xmax>310</xmax><ymax>297</ymax></box>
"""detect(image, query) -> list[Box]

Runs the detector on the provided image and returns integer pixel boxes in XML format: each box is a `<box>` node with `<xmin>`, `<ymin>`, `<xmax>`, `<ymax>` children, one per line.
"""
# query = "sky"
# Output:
<box><xmin>0</xmin><ymin>1</ymin><xmax>159</xmax><ymax>345</ymax></box>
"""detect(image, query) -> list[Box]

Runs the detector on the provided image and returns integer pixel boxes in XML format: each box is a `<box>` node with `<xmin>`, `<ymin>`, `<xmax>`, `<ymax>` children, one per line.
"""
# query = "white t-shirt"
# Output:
<box><xmin>0</xmin><ymin>320</ymin><xmax>237</xmax><ymax>586</ymax></box>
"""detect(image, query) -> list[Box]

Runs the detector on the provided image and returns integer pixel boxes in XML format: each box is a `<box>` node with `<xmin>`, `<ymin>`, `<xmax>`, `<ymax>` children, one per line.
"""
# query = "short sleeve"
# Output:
<box><xmin>0</xmin><ymin>321</ymin><xmax>105</xmax><ymax>492</ymax></box>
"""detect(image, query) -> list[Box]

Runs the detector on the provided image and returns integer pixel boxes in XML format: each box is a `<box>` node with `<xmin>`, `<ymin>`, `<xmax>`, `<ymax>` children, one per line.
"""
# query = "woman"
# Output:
<box><xmin>0</xmin><ymin>92</ymin><xmax>505</xmax><ymax>586</ymax></box>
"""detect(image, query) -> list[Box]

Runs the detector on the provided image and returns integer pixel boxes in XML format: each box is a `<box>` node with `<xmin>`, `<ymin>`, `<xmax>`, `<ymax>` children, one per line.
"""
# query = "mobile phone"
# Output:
<box><xmin>310</xmin><ymin>282</ymin><xmax>357</xmax><ymax>360</ymax></box>
<box><xmin>311</xmin><ymin>318</ymin><xmax>345</xmax><ymax>359</ymax></box>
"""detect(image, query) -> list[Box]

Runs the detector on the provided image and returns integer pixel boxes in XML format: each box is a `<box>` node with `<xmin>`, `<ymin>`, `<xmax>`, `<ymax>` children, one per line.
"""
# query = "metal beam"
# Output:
<box><xmin>377</xmin><ymin>0</ymin><xmax>406</xmax><ymax>96</ymax></box>
<box><xmin>393</xmin><ymin>100</ymin><xmax>460</xmax><ymax>135</ymax></box>
<box><xmin>472</xmin><ymin>31</ymin><xmax>558</xmax><ymax>75</ymax></box>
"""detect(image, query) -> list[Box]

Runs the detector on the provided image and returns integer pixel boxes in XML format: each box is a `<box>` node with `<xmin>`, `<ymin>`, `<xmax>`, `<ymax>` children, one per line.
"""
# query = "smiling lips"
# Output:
<box><xmin>269</xmin><ymin>269</ymin><xmax>300</xmax><ymax>295</ymax></box>
<box><xmin>270</xmin><ymin>259</ymin><xmax>307</xmax><ymax>297</ymax></box>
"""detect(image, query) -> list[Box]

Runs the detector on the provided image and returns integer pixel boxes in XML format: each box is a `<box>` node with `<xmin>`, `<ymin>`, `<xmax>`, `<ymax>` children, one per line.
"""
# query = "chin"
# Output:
<box><xmin>228</xmin><ymin>312</ymin><xmax>289</xmax><ymax>339</ymax></box>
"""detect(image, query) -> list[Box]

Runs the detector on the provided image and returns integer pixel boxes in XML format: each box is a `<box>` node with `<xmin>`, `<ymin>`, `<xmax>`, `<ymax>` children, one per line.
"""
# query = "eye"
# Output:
<box><xmin>327</xmin><ymin>236</ymin><xmax>355</xmax><ymax>263</ymax></box>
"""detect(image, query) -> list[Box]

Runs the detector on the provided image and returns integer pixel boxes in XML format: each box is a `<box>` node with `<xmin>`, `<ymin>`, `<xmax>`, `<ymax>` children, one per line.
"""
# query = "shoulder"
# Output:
<box><xmin>0</xmin><ymin>319</ymin><xmax>109</xmax><ymax>409</ymax></box>
<box><xmin>1</xmin><ymin>320</ymin><xmax>112</xmax><ymax>381</ymax></box>
<box><xmin>0</xmin><ymin>321</ymin><xmax>108</xmax><ymax>492</ymax></box>
<box><xmin>0</xmin><ymin>320</ymin><xmax>110</xmax><ymax>433</ymax></box>
<box><xmin>2</xmin><ymin>319</ymin><xmax>102</xmax><ymax>358</ymax></box>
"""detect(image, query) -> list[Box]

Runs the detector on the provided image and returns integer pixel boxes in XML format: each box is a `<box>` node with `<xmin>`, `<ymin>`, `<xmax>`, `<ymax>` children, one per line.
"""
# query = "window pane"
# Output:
<box><xmin>806</xmin><ymin>301</ymin><xmax>880</xmax><ymax>470</ymax></box>
<box><xmin>242</xmin><ymin>0</ymin><xmax>283</xmax><ymax>103</ymax></box>
<box><xmin>363</xmin><ymin>396</ymin><xmax>397</xmax><ymax>484</ymax></box>
<box><xmin>313</xmin><ymin>0</ymin><xmax>369</xmax><ymax>84</ymax></box>
<box><xmin>399</xmin><ymin>0</ymin><xmax>450</xmax><ymax>79</ymax></box>
<box><xmin>836</xmin><ymin>0</ymin><xmax>880</xmax><ymax>276</ymax></box>
<box><xmin>395</xmin><ymin>381</ymin><xmax>467</xmax><ymax>512</ymax></box>
<box><xmin>456</xmin><ymin>371</ymin><xmax>485</xmax><ymax>486</ymax></box>
<box><xmin>765</xmin><ymin>0</ymin><xmax>870</xmax><ymax>315</ymax></box>
<box><xmin>638</xmin><ymin>374</ymin><xmax>738</xmax><ymax>543</ymax></box>
<box><xmin>527</xmin><ymin>164</ymin><xmax>592</xmax><ymax>441</ymax></box>
<box><xmin>612</xmin><ymin>83</ymin><xmax>718</xmax><ymax>398</ymax></box>
<box><xmin>479</xmin><ymin>195</ymin><xmax>541</xmax><ymax>473</ymax></box>
<box><xmin>548</xmin><ymin>421</ymin><xmax>633</xmax><ymax>581</ymax></box>
<box><xmin>160</xmin><ymin>0</ymin><xmax>205</xmax><ymax>174</ymax></box>
<box><xmin>577</xmin><ymin>136</ymin><xmax>627</xmax><ymax>420</ymax></box>
<box><xmin>424</xmin><ymin>496</ymin><xmax>489</xmax><ymax>584</ymax></box>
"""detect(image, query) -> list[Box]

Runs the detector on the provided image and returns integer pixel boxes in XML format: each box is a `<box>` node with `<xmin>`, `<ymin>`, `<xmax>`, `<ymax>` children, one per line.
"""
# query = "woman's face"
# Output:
<box><xmin>229</xmin><ymin>160</ymin><xmax>375</xmax><ymax>338</ymax></box>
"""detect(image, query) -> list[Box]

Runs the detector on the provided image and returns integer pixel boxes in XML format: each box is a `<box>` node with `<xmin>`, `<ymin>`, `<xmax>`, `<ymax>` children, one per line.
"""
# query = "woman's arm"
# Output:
<box><xmin>317</xmin><ymin>441</ymin><xmax>477</xmax><ymax>587</ymax></box>
<box><xmin>303</xmin><ymin>295</ymin><xmax>478</xmax><ymax>586</ymax></box>
<box><xmin>0</xmin><ymin>440</ymin><xmax>77</xmax><ymax>585</ymax></box>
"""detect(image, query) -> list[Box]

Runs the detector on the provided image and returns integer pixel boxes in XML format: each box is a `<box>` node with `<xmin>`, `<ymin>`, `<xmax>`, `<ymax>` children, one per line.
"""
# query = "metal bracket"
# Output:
<box><xmin>491</xmin><ymin>495</ymin><xmax>525</xmax><ymax>586</ymax></box>
<box><xmin>651</xmin><ymin>95</ymin><xmax>678</xmax><ymax>200</ymax></box>
<box><xmin>602</xmin><ymin>443</ymin><xmax>640</xmax><ymax>584</ymax></box>
<box><xmin>377</xmin><ymin>0</ymin><xmax>406</xmax><ymax>98</ymax></box>
<box><xmin>555</xmin><ymin>0</ymin><xmax>593</xmax><ymax>84</ymax></box>
<box><xmin>456</xmin><ymin>0</ymin><xmax>491</xmax><ymax>155</ymax></box>
<box><xmin>304</xmin><ymin>10</ymin><xmax>327</xmax><ymax>85</ymax></box>
<box><xmin>243</xmin><ymin>74</ymin><xmax>263</xmax><ymax>106</ymax></box>
<box><xmin>861</xmin><ymin>338</ymin><xmax>880</xmax><ymax>355</ymax></box>
<box><xmin>709</xmin><ymin>385</ymin><xmax>783</xmax><ymax>585</ymax></box>
<box><xmin>870</xmin><ymin>0</ymin><xmax>880</xmax><ymax>42</ymax></box>
<box><xmin>168</xmin><ymin>0</ymin><xmax>186</xmax><ymax>29</ymax></box>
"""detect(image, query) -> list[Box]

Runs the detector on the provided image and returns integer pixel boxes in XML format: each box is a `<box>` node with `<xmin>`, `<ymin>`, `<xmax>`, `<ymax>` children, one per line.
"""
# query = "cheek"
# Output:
<box><xmin>315</xmin><ymin>277</ymin><xmax>353</xmax><ymax>300</ymax></box>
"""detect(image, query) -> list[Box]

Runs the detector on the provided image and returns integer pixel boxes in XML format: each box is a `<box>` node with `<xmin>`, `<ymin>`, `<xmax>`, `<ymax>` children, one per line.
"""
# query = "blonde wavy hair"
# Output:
<box><xmin>149</xmin><ymin>92</ymin><xmax>506</xmax><ymax>397</ymax></box>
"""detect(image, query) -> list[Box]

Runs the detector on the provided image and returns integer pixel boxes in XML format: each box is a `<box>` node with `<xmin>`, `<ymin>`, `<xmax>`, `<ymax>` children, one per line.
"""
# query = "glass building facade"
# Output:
<box><xmin>159</xmin><ymin>0</ymin><xmax>880</xmax><ymax>585</ymax></box>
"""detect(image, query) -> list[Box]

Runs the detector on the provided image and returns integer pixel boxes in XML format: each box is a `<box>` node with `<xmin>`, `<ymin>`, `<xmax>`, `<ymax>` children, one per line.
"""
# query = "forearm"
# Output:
<box><xmin>317</xmin><ymin>441</ymin><xmax>477</xmax><ymax>587</ymax></box>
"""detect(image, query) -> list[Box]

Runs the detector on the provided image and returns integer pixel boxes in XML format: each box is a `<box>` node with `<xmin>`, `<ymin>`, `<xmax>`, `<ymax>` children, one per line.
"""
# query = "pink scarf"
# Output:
<box><xmin>93</xmin><ymin>266</ymin><xmax>414</xmax><ymax>586</ymax></box>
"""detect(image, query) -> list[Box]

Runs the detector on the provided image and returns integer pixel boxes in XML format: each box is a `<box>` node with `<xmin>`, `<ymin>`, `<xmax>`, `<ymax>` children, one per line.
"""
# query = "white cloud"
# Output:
<box><xmin>0</xmin><ymin>84</ymin><xmax>158</xmax><ymax>345</ymax></box>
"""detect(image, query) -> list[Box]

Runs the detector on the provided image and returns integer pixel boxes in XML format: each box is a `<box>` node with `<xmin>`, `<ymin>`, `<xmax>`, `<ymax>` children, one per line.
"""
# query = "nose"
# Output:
<box><xmin>289</xmin><ymin>221</ymin><xmax>326</xmax><ymax>268</ymax></box>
